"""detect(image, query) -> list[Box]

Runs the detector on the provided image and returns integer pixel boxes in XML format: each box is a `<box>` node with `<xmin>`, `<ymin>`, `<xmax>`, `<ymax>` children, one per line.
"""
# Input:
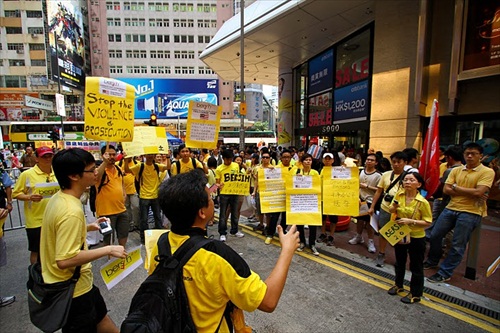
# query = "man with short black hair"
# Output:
<box><xmin>154</xmin><ymin>170</ymin><xmax>300</xmax><ymax>331</ymax></box>
<box><xmin>171</xmin><ymin>144</ymin><xmax>207</xmax><ymax>176</ymax></box>
<box><xmin>426</xmin><ymin>143</ymin><xmax>494</xmax><ymax>283</ymax></box>
<box><xmin>40</xmin><ymin>148</ymin><xmax>127</xmax><ymax>332</ymax></box>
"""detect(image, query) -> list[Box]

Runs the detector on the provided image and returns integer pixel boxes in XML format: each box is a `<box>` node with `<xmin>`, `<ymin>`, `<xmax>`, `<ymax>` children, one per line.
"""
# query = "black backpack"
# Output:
<box><xmin>121</xmin><ymin>233</ymin><xmax>229</xmax><ymax>333</ymax></box>
<box><xmin>136</xmin><ymin>162</ymin><xmax>160</xmax><ymax>195</ymax></box>
<box><xmin>174</xmin><ymin>158</ymin><xmax>198</xmax><ymax>175</ymax></box>
<box><xmin>89</xmin><ymin>164</ymin><xmax>123</xmax><ymax>215</ymax></box>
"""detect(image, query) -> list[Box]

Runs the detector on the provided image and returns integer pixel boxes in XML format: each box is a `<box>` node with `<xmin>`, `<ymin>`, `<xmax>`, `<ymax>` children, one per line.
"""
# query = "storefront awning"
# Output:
<box><xmin>200</xmin><ymin>0</ymin><xmax>374</xmax><ymax>86</ymax></box>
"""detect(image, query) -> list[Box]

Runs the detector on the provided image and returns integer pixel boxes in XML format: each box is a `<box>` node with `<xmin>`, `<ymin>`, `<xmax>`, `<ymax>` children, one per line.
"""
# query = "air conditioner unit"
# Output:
<box><xmin>31</xmin><ymin>33</ymin><xmax>38</xmax><ymax>38</ymax></box>
<box><xmin>17</xmin><ymin>49</ymin><xmax>24</xmax><ymax>54</ymax></box>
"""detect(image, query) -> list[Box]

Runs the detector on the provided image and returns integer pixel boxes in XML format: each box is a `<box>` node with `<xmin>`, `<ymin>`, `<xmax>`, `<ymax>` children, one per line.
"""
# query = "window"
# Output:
<box><xmin>126</xmin><ymin>50</ymin><xmax>133</xmax><ymax>58</ymax></box>
<box><xmin>174</xmin><ymin>66</ymin><xmax>194</xmax><ymax>74</ymax></box>
<box><xmin>199</xmin><ymin>66</ymin><xmax>214</xmax><ymax>75</ymax></box>
<box><xmin>28</xmin><ymin>27</ymin><xmax>44</xmax><ymax>34</ymax></box>
<box><xmin>140</xmin><ymin>66</ymin><xmax>147</xmax><ymax>73</ymax></box>
<box><xmin>109</xmin><ymin>50</ymin><xmax>122</xmax><ymax>58</ymax></box>
<box><xmin>6</xmin><ymin>27</ymin><xmax>23</xmax><ymax>34</ymax></box>
<box><xmin>126</xmin><ymin>66</ymin><xmax>142</xmax><ymax>74</ymax></box>
<box><xmin>9</xmin><ymin>59</ymin><xmax>26</xmax><ymax>66</ymax></box>
<box><xmin>140</xmin><ymin>35</ymin><xmax>146</xmax><ymax>42</ymax></box>
<box><xmin>150</xmin><ymin>50</ymin><xmax>170</xmax><ymax>59</ymax></box>
<box><xmin>197</xmin><ymin>20</ymin><xmax>216</xmax><ymax>28</ymax></box>
<box><xmin>140</xmin><ymin>50</ymin><xmax>147</xmax><ymax>58</ymax></box>
<box><xmin>4</xmin><ymin>10</ymin><xmax>20</xmax><ymax>17</ymax></box>
<box><xmin>107</xmin><ymin>18</ymin><xmax>121</xmax><ymax>26</ymax></box>
<box><xmin>151</xmin><ymin>66</ymin><xmax>171</xmax><ymax>74</ymax></box>
<box><xmin>110</xmin><ymin>65</ymin><xmax>123</xmax><ymax>74</ymax></box>
<box><xmin>7</xmin><ymin>43</ymin><xmax>24</xmax><ymax>51</ymax></box>
<box><xmin>174</xmin><ymin>51</ymin><xmax>195</xmax><ymax>59</ymax></box>
<box><xmin>3</xmin><ymin>76</ymin><xmax>27</xmax><ymax>88</ymax></box>
<box><xmin>31</xmin><ymin>59</ymin><xmax>46</xmax><ymax>66</ymax></box>
<box><xmin>150</xmin><ymin>35</ymin><xmax>156</xmax><ymax>43</ymax></box>
<box><xmin>26</xmin><ymin>11</ymin><xmax>43</xmax><ymax>18</ymax></box>
<box><xmin>116</xmin><ymin>34</ymin><xmax>122</xmax><ymax>42</ymax></box>
<box><xmin>29</xmin><ymin>44</ymin><xmax>45</xmax><ymax>51</ymax></box>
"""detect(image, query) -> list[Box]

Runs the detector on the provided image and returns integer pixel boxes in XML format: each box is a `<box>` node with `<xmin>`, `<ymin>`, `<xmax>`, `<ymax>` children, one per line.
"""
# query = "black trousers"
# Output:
<box><xmin>394</xmin><ymin>237</ymin><xmax>426</xmax><ymax>297</ymax></box>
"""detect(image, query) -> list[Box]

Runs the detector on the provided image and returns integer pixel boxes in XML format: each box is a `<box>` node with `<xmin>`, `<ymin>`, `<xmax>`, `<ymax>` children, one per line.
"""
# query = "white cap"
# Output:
<box><xmin>323</xmin><ymin>153</ymin><xmax>333</xmax><ymax>159</ymax></box>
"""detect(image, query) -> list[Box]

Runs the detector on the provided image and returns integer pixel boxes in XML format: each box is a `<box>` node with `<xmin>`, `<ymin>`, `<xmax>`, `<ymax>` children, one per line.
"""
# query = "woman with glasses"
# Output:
<box><xmin>387</xmin><ymin>171</ymin><xmax>432</xmax><ymax>304</ymax></box>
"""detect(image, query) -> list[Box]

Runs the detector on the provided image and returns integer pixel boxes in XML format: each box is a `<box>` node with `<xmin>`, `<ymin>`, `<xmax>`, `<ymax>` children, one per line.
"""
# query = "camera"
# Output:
<box><xmin>383</xmin><ymin>193</ymin><xmax>394</xmax><ymax>202</ymax></box>
<box><xmin>99</xmin><ymin>219</ymin><xmax>113</xmax><ymax>236</ymax></box>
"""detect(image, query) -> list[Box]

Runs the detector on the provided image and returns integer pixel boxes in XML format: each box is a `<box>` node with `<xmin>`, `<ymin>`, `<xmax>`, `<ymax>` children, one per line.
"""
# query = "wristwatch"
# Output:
<box><xmin>452</xmin><ymin>183</ymin><xmax>457</xmax><ymax>191</ymax></box>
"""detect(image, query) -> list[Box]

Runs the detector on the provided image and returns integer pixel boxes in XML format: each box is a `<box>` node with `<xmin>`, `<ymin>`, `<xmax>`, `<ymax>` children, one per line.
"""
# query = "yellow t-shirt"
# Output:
<box><xmin>296</xmin><ymin>168</ymin><xmax>319</xmax><ymax>176</ymax></box>
<box><xmin>40</xmin><ymin>191</ymin><xmax>92</xmax><ymax>298</ymax></box>
<box><xmin>377</xmin><ymin>170</ymin><xmax>404</xmax><ymax>213</ymax></box>
<box><xmin>215</xmin><ymin>162</ymin><xmax>242</xmax><ymax>184</ymax></box>
<box><xmin>170</xmin><ymin>158</ymin><xmax>204</xmax><ymax>176</ymax></box>
<box><xmin>445</xmin><ymin>164</ymin><xmax>495</xmax><ymax>217</ymax></box>
<box><xmin>277</xmin><ymin>164</ymin><xmax>298</xmax><ymax>176</ymax></box>
<box><xmin>393</xmin><ymin>191</ymin><xmax>432</xmax><ymax>238</ymax></box>
<box><xmin>117</xmin><ymin>160</ymin><xmax>137</xmax><ymax>195</ymax></box>
<box><xmin>95</xmin><ymin>166</ymin><xmax>126</xmax><ymax>216</ymax></box>
<box><xmin>439</xmin><ymin>162</ymin><xmax>448</xmax><ymax>178</ymax></box>
<box><xmin>148</xmin><ymin>232</ymin><xmax>267</xmax><ymax>332</ymax></box>
<box><xmin>12</xmin><ymin>165</ymin><xmax>59</xmax><ymax>229</ymax></box>
<box><xmin>130</xmin><ymin>163</ymin><xmax>167</xmax><ymax>200</ymax></box>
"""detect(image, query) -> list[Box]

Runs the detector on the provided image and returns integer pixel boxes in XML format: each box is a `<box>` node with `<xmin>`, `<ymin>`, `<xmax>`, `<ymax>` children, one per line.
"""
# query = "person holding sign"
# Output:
<box><xmin>171</xmin><ymin>144</ymin><xmax>207</xmax><ymax>176</ymax></box>
<box><xmin>387</xmin><ymin>172</ymin><xmax>431</xmax><ymax>304</ymax></box>
<box><xmin>296</xmin><ymin>153</ymin><xmax>320</xmax><ymax>255</ymax></box>
<box><xmin>13</xmin><ymin>146</ymin><xmax>58</xmax><ymax>264</ymax></box>
<box><xmin>317</xmin><ymin>152</ymin><xmax>341</xmax><ymax>247</ymax></box>
<box><xmin>215</xmin><ymin>149</ymin><xmax>246</xmax><ymax>242</ymax></box>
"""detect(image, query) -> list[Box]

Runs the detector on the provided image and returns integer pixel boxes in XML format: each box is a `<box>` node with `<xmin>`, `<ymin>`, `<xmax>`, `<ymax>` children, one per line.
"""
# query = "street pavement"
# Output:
<box><xmin>0</xmin><ymin>202</ymin><xmax>499</xmax><ymax>332</ymax></box>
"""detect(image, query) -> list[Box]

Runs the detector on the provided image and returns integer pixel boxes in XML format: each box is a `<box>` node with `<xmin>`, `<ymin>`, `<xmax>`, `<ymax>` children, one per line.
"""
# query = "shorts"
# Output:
<box><xmin>255</xmin><ymin>192</ymin><xmax>262</xmax><ymax>215</ymax></box>
<box><xmin>26</xmin><ymin>227</ymin><xmax>41</xmax><ymax>252</ymax></box>
<box><xmin>323</xmin><ymin>215</ymin><xmax>338</xmax><ymax>223</ymax></box>
<box><xmin>0</xmin><ymin>237</ymin><xmax>6</xmax><ymax>267</ymax></box>
<box><xmin>358</xmin><ymin>202</ymin><xmax>372</xmax><ymax>223</ymax></box>
<box><xmin>378</xmin><ymin>209</ymin><xmax>392</xmax><ymax>228</ymax></box>
<box><xmin>104</xmin><ymin>211</ymin><xmax>129</xmax><ymax>243</ymax></box>
<box><xmin>62</xmin><ymin>285</ymin><xmax>108</xmax><ymax>333</ymax></box>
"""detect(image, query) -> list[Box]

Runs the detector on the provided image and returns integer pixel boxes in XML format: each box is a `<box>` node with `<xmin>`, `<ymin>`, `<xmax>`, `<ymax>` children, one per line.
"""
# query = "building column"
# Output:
<box><xmin>277</xmin><ymin>70</ymin><xmax>293</xmax><ymax>148</ymax></box>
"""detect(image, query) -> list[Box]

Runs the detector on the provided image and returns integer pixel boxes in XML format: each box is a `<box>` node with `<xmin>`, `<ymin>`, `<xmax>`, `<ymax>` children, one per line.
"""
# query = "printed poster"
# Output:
<box><xmin>122</xmin><ymin>127</ymin><xmax>169</xmax><ymax>156</ymax></box>
<box><xmin>84</xmin><ymin>77</ymin><xmax>135</xmax><ymax>142</ymax></box>
<box><xmin>258</xmin><ymin>167</ymin><xmax>286</xmax><ymax>213</ymax></box>
<box><xmin>100</xmin><ymin>246</ymin><xmax>143</xmax><ymax>290</ymax></box>
<box><xmin>322</xmin><ymin>166</ymin><xmax>360</xmax><ymax>216</ymax></box>
<box><xmin>220</xmin><ymin>173</ymin><xmax>251</xmax><ymax>195</ymax></box>
<box><xmin>185</xmin><ymin>100</ymin><xmax>221</xmax><ymax>149</ymax></box>
<box><xmin>286</xmin><ymin>174</ymin><xmax>322</xmax><ymax>226</ymax></box>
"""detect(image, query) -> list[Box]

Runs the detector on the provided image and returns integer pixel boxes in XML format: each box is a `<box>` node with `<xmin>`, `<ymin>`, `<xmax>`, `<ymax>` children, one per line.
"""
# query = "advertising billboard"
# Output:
<box><xmin>47</xmin><ymin>0</ymin><xmax>85</xmax><ymax>91</ymax></box>
<box><xmin>333</xmin><ymin>80</ymin><xmax>369</xmax><ymax>123</ymax></box>
<box><xmin>117</xmin><ymin>78</ymin><xmax>219</xmax><ymax>119</ymax></box>
<box><xmin>308</xmin><ymin>49</ymin><xmax>334</xmax><ymax>95</ymax></box>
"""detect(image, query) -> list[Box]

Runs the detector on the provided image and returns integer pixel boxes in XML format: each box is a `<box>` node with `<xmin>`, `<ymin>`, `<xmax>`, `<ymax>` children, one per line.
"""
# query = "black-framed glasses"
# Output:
<box><xmin>83</xmin><ymin>167</ymin><xmax>97</xmax><ymax>173</ymax></box>
<box><xmin>261</xmin><ymin>156</ymin><xmax>270</xmax><ymax>159</ymax></box>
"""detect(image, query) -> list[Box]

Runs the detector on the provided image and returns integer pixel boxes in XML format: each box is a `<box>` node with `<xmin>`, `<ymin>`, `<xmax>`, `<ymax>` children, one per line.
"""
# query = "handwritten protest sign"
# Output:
<box><xmin>258</xmin><ymin>168</ymin><xmax>286</xmax><ymax>213</ymax></box>
<box><xmin>220</xmin><ymin>173</ymin><xmax>251</xmax><ymax>195</ymax></box>
<box><xmin>286</xmin><ymin>175</ymin><xmax>322</xmax><ymax>226</ymax></box>
<box><xmin>379</xmin><ymin>219</ymin><xmax>411</xmax><ymax>246</ymax></box>
<box><xmin>185</xmin><ymin>101</ymin><xmax>221</xmax><ymax>149</ymax></box>
<box><xmin>33</xmin><ymin>182</ymin><xmax>60</xmax><ymax>198</ymax></box>
<box><xmin>122</xmin><ymin>127</ymin><xmax>169</xmax><ymax>156</ymax></box>
<box><xmin>84</xmin><ymin>77</ymin><xmax>135</xmax><ymax>142</ymax></box>
<box><xmin>322</xmin><ymin>166</ymin><xmax>359</xmax><ymax>216</ymax></box>
<box><xmin>100</xmin><ymin>246</ymin><xmax>143</xmax><ymax>290</ymax></box>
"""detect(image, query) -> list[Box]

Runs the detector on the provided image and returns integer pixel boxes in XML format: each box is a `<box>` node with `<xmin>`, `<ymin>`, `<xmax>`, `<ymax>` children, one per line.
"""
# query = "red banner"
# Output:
<box><xmin>419</xmin><ymin>99</ymin><xmax>440</xmax><ymax>198</ymax></box>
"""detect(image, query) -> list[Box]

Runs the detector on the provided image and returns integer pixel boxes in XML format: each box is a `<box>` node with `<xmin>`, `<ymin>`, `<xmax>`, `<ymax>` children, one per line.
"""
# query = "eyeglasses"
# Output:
<box><xmin>83</xmin><ymin>166</ymin><xmax>97</xmax><ymax>173</ymax></box>
<box><xmin>261</xmin><ymin>156</ymin><xmax>270</xmax><ymax>159</ymax></box>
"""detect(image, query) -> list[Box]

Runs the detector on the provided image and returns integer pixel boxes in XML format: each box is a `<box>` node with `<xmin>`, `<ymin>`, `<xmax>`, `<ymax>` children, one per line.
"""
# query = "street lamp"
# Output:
<box><xmin>53</xmin><ymin>31</ymin><xmax>65</xmax><ymax>142</ymax></box>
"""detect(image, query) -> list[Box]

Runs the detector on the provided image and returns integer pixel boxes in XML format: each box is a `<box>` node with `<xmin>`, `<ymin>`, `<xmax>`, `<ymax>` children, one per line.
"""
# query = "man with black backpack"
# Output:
<box><xmin>170</xmin><ymin>144</ymin><xmax>207</xmax><ymax>176</ymax></box>
<box><xmin>95</xmin><ymin>145</ymin><xmax>129</xmax><ymax>247</ymax></box>
<box><xmin>121</xmin><ymin>169</ymin><xmax>300</xmax><ymax>332</ymax></box>
<box><xmin>124</xmin><ymin>153</ymin><xmax>170</xmax><ymax>244</ymax></box>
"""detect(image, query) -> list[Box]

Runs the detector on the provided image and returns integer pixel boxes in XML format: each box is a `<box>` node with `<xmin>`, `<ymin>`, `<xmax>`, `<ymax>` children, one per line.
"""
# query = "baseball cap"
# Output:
<box><xmin>323</xmin><ymin>153</ymin><xmax>333</xmax><ymax>159</ymax></box>
<box><xmin>36</xmin><ymin>146</ymin><xmax>53</xmax><ymax>157</ymax></box>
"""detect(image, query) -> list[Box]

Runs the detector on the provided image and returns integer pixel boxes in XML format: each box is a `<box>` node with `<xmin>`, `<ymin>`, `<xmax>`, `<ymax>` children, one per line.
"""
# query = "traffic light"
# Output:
<box><xmin>149</xmin><ymin>114</ymin><xmax>158</xmax><ymax>126</ymax></box>
<box><xmin>47</xmin><ymin>130</ymin><xmax>60</xmax><ymax>143</ymax></box>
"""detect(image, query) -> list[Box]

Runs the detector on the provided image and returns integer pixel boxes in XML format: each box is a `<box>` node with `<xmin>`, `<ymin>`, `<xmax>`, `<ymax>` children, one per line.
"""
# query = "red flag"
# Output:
<box><xmin>419</xmin><ymin>99</ymin><xmax>440</xmax><ymax>198</ymax></box>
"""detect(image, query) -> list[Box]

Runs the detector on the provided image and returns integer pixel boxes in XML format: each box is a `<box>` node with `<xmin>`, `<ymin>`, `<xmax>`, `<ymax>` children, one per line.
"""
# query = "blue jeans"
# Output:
<box><xmin>139</xmin><ymin>198</ymin><xmax>163</xmax><ymax>237</ymax></box>
<box><xmin>218</xmin><ymin>195</ymin><xmax>239</xmax><ymax>235</ymax></box>
<box><xmin>426</xmin><ymin>208</ymin><xmax>481</xmax><ymax>279</ymax></box>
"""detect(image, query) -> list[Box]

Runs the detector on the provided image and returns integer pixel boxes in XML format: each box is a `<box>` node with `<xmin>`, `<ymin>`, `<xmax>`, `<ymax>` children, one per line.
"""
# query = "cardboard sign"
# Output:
<box><xmin>100</xmin><ymin>246</ymin><xmax>143</xmax><ymax>290</ymax></box>
<box><xmin>185</xmin><ymin>100</ymin><xmax>221</xmax><ymax>149</ymax></box>
<box><xmin>286</xmin><ymin>175</ymin><xmax>322</xmax><ymax>226</ymax></box>
<box><xmin>122</xmin><ymin>127</ymin><xmax>169</xmax><ymax>156</ymax></box>
<box><xmin>84</xmin><ymin>77</ymin><xmax>135</xmax><ymax>142</ymax></box>
<box><xmin>33</xmin><ymin>182</ymin><xmax>60</xmax><ymax>198</ymax></box>
<box><xmin>220</xmin><ymin>174</ymin><xmax>251</xmax><ymax>195</ymax></box>
<box><xmin>258</xmin><ymin>168</ymin><xmax>286</xmax><ymax>213</ymax></box>
<box><xmin>322</xmin><ymin>166</ymin><xmax>360</xmax><ymax>216</ymax></box>
<box><xmin>379</xmin><ymin>219</ymin><xmax>411</xmax><ymax>246</ymax></box>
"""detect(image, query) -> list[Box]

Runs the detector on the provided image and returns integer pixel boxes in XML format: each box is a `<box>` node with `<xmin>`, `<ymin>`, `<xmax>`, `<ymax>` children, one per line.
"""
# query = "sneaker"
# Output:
<box><xmin>423</xmin><ymin>262</ymin><xmax>438</xmax><ymax>270</ymax></box>
<box><xmin>387</xmin><ymin>285</ymin><xmax>404</xmax><ymax>296</ymax></box>
<box><xmin>317</xmin><ymin>234</ymin><xmax>327</xmax><ymax>243</ymax></box>
<box><xmin>231</xmin><ymin>231</ymin><xmax>245</xmax><ymax>238</ymax></box>
<box><xmin>310</xmin><ymin>245</ymin><xmax>319</xmax><ymax>256</ymax></box>
<box><xmin>0</xmin><ymin>296</ymin><xmax>15</xmax><ymax>307</ymax></box>
<box><xmin>401</xmin><ymin>292</ymin><xmax>421</xmax><ymax>304</ymax></box>
<box><xmin>304</xmin><ymin>225</ymin><xmax>309</xmax><ymax>229</ymax></box>
<box><xmin>375</xmin><ymin>253</ymin><xmax>385</xmax><ymax>267</ymax></box>
<box><xmin>297</xmin><ymin>242</ymin><xmax>305</xmax><ymax>252</ymax></box>
<box><xmin>264</xmin><ymin>237</ymin><xmax>273</xmax><ymax>245</ymax></box>
<box><xmin>326</xmin><ymin>236</ymin><xmax>334</xmax><ymax>246</ymax></box>
<box><xmin>348</xmin><ymin>234</ymin><xmax>364</xmax><ymax>245</ymax></box>
<box><xmin>220</xmin><ymin>235</ymin><xmax>226</xmax><ymax>242</ymax></box>
<box><xmin>367</xmin><ymin>239</ymin><xmax>376</xmax><ymax>253</ymax></box>
<box><xmin>427</xmin><ymin>273</ymin><xmax>450</xmax><ymax>283</ymax></box>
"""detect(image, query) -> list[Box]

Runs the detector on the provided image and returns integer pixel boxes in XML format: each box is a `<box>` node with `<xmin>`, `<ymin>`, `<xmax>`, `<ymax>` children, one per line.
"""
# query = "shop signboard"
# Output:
<box><xmin>333</xmin><ymin>80</ymin><xmax>369</xmax><ymax>123</ymax></box>
<box><xmin>308</xmin><ymin>49</ymin><xmax>334</xmax><ymax>95</ymax></box>
<box><xmin>117</xmin><ymin>78</ymin><xmax>219</xmax><ymax>119</ymax></box>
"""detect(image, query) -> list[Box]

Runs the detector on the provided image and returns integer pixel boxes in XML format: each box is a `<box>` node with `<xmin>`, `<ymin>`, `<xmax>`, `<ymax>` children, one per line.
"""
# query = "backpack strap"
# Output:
<box><xmin>157</xmin><ymin>232</ymin><xmax>212</xmax><ymax>269</ymax></box>
<box><xmin>176</xmin><ymin>160</ymin><xmax>181</xmax><ymax>175</ymax></box>
<box><xmin>153</xmin><ymin>163</ymin><xmax>160</xmax><ymax>177</ymax></box>
<box><xmin>191</xmin><ymin>158</ymin><xmax>197</xmax><ymax>170</ymax></box>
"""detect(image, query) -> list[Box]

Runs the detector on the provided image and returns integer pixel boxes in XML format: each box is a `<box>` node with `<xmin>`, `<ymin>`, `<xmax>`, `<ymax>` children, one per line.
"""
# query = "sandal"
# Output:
<box><xmin>401</xmin><ymin>292</ymin><xmax>421</xmax><ymax>304</ymax></box>
<box><xmin>387</xmin><ymin>285</ymin><xmax>404</xmax><ymax>296</ymax></box>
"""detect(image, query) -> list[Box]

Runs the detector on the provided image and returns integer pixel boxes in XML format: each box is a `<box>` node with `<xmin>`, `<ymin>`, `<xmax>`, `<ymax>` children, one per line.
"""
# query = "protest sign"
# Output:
<box><xmin>220</xmin><ymin>173</ymin><xmax>251</xmax><ymax>195</ymax></box>
<box><xmin>258</xmin><ymin>167</ymin><xmax>286</xmax><ymax>213</ymax></box>
<box><xmin>84</xmin><ymin>77</ymin><xmax>135</xmax><ymax>142</ymax></box>
<box><xmin>322</xmin><ymin>166</ymin><xmax>359</xmax><ymax>216</ymax></box>
<box><xmin>286</xmin><ymin>174</ymin><xmax>322</xmax><ymax>226</ymax></box>
<box><xmin>100</xmin><ymin>246</ymin><xmax>143</xmax><ymax>290</ymax></box>
<box><xmin>122</xmin><ymin>127</ymin><xmax>169</xmax><ymax>156</ymax></box>
<box><xmin>185</xmin><ymin>100</ymin><xmax>221</xmax><ymax>149</ymax></box>
<box><xmin>379</xmin><ymin>219</ymin><xmax>411</xmax><ymax>246</ymax></box>
<box><xmin>32</xmin><ymin>182</ymin><xmax>60</xmax><ymax>198</ymax></box>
